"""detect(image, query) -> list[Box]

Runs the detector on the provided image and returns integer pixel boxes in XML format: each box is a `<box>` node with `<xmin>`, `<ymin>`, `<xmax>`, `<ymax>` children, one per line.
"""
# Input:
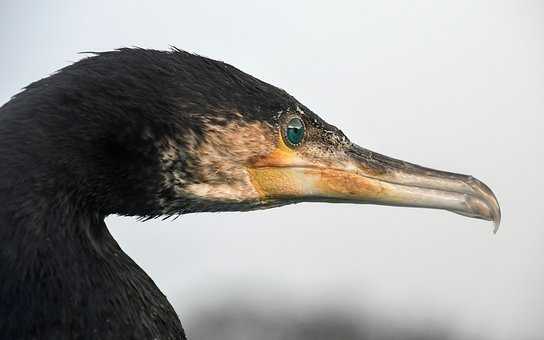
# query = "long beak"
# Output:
<box><xmin>249</xmin><ymin>143</ymin><xmax>501</xmax><ymax>232</ymax></box>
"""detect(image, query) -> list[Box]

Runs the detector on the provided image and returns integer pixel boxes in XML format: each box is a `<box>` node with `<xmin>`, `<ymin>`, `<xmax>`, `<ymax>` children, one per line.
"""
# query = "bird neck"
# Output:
<box><xmin>0</xmin><ymin>190</ymin><xmax>186</xmax><ymax>339</ymax></box>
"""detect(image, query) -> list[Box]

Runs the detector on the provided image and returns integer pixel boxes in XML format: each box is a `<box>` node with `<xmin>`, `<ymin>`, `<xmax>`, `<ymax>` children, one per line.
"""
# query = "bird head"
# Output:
<box><xmin>3</xmin><ymin>48</ymin><xmax>500</xmax><ymax>231</ymax></box>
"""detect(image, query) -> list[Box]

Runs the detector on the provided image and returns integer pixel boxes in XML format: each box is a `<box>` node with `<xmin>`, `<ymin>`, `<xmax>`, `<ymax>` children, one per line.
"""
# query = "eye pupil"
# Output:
<box><xmin>286</xmin><ymin>117</ymin><xmax>305</xmax><ymax>146</ymax></box>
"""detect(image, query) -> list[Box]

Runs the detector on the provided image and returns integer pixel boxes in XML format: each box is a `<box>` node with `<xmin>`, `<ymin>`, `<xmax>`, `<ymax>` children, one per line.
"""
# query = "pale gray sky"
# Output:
<box><xmin>1</xmin><ymin>1</ymin><xmax>543</xmax><ymax>339</ymax></box>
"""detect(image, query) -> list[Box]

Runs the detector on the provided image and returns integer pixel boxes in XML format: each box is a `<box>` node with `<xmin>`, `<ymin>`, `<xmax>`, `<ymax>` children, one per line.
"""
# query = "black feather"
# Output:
<box><xmin>0</xmin><ymin>48</ymin><xmax>302</xmax><ymax>339</ymax></box>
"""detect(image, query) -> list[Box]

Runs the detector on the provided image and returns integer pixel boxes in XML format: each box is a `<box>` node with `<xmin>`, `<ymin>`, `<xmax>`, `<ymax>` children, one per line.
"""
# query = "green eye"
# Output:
<box><xmin>285</xmin><ymin>117</ymin><xmax>305</xmax><ymax>146</ymax></box>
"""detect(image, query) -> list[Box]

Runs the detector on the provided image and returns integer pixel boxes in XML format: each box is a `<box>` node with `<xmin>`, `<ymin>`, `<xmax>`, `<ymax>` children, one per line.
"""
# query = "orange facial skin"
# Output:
<box><xmin>247</xmin><ymin>132</ymin><xmax>384</xmax><ymax>202</ymax></box>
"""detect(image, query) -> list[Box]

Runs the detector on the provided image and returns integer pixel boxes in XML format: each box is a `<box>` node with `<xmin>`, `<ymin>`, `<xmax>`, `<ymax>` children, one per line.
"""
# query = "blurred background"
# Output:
<box><xmin>1</xmin><ymin>1</ymin><xmax>542</xmax><ymax>339</ymax></box>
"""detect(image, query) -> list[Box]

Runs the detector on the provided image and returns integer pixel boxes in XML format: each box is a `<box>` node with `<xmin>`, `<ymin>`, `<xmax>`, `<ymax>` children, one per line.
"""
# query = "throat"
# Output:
<box><xmin>0</xmin><ymin>202</ymin><xmax>186</xmax><ymax>339</ymax></box>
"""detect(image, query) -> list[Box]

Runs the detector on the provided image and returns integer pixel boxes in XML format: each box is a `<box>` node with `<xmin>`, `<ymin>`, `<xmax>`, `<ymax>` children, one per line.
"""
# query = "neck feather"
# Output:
<box><xmin>0</xmin><ymin>190</ymin><xmax>186</xmax><ymax>339</ymax></box>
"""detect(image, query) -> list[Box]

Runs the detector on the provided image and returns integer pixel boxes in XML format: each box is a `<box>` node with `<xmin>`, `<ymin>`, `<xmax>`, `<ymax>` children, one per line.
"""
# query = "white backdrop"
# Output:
<box><xmin>1</xmin><ymin>1</ymin><xmax>543</xmax><ymax>339</ymax></box>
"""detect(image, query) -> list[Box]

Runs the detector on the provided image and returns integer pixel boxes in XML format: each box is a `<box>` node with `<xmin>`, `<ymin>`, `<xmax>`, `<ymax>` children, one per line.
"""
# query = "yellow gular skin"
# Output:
<box><xmin>246</xmin><ymin>134</ymin><xmax>385</xmax><ymax>202</ymax></box>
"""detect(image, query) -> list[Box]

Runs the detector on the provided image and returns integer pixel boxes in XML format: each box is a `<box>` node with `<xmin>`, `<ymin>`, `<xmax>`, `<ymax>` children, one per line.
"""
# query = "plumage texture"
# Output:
<box><xmin>0</xmin><ymin>48</ymin><xmax>313</xmax><ymax>339</ymax></box>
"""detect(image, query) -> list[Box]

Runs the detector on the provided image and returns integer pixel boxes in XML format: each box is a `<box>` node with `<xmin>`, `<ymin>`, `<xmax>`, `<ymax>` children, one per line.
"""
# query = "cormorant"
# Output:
<box><xmin>0</xmin><ymin>48</ymin><xmax>500</xmax><ymax>339</ymax></box>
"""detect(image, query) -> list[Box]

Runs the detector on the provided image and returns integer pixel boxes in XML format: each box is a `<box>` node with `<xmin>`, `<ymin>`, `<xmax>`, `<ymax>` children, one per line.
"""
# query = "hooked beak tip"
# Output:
<box><xmin>492</xmin><ymin>203</ymin><xmax>501</xmax><ymax>234</ymax></box>
<box><xmin>462</xmin><ymin>177</ymin><xmax>501</xmax><ymax>233</ymax></box>
<box><xmin>473</xmin><ymin>178</ymin><xmax>501</xmax><ymax>233</ymax></box>
<box><xmin>492</xmin><ymin>202</ymin><xmax>501</xmax><ymax>234</ymax></box>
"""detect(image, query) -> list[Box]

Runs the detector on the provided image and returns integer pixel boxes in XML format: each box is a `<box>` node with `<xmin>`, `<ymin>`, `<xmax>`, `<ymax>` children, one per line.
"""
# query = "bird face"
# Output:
<box><xmin>162</xmin><ymin>105</ymin><xmax>500</xmax><ymax>230</ymax></box>
<box><xmin>0</xmin><ymin>48</ymin><xmax>498</xmax><ymax>230</ymax></box>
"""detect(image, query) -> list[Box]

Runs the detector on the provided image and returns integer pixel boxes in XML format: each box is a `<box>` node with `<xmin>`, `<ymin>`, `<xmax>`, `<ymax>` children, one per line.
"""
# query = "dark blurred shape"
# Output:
<box><xmin>182</xmin><ymin>297</ymin><xmax>480</xmax><ymax>340</ymax></box>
